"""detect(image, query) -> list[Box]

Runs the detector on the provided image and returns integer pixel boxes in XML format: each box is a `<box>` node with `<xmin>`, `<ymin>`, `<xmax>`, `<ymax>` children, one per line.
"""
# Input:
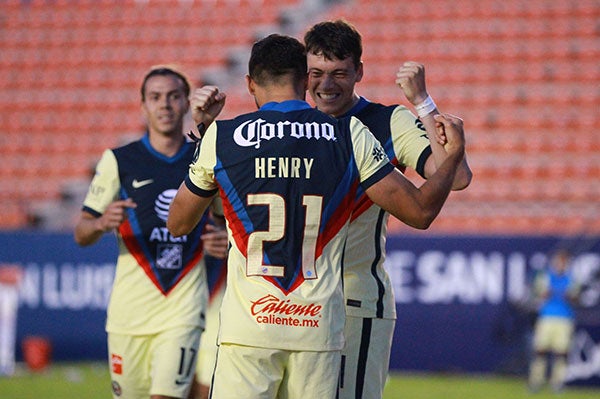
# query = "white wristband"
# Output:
<box><xmin>414</xmin><ymin>95</ymin><xmax>437</xmax><ymax>118</ymax></box>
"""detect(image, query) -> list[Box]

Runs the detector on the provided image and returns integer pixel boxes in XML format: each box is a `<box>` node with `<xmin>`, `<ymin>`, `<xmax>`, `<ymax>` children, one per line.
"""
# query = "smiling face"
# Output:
<box><xmin>307</xmin><ymin>52</ymin><xmax>363</xmax><ymax>118</ymax></box>
<box><xmin>141</xmin><ymin>74</ymin><xmax>190</xmax><ymax>137</ymax></box>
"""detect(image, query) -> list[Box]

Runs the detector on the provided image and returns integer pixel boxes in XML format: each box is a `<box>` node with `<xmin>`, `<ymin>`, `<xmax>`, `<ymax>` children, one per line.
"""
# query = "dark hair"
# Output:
<box><xmin>140</xmin><ymin>65</ymin><xmax>191</xmax><ymax>101</ymax></box>
<box><xmin>304</xmin><ymin>20</ymin><xmax>362</xmax><ymax>68</ymax></box>
<box><xmin>248</xmin><ymin>34</ymin><xmax>307</xmax><ymax>85</ymax></box>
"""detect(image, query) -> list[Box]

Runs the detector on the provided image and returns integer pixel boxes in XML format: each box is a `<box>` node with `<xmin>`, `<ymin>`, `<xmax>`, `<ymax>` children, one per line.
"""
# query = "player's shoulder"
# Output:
<box><xmin>354</xmin><ymin>102</ymin><xmax>409</xmax><ymax>126</ymax></box>
<box><xmin>112</xmin><ymin>138</ymin><xmax>143</xmax><ymax>155</ymax></box>
<box><xmin>356</xmin><ymin>101</ymin><xmax>400</xmax><ymax>116</ymax></box>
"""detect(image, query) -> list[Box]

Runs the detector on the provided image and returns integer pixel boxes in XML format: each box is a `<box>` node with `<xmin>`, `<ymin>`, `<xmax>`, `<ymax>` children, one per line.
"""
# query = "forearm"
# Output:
<box><xmin>366</xmin><ymin>151</ymin><xmax>460</xmax><ymax>229</ymax></box>
<box><xmin>74</xmin><ymin>215</ymin><xmax>106</xmax><ymax>246</ymax></box>
<box><xmin>420</xmin><ymin>111</ymin><xmax>472</xmax><ymax>190</ymax></box>
<box><xmin>416</xmin><ymin>151</ymin><xmax>463</xmax><ymax>223</ymax></box>
<box><xmin>167</xmin><ymin>182</ymin><xmax>213</xmax><ymax>237</ymax></box>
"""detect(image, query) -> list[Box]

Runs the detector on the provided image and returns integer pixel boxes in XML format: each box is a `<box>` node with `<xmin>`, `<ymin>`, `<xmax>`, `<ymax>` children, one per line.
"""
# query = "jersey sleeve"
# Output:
<box><xmin>185</xmin><ymin>123</ymin><xmax>219</xmax><ymax>197</ymax></box>
<box><xmin>81</xmin><ymin>149</ymin><xmax>120</xmax><ymax>217</ymax></box>
<box><xmin>349</xmin><ymin>116</ymin><xmax>395</xmax><ymax>190</ymax></box>
<box><xmin>390</xmin><ymin>105</ymin><xmax>431</xmax><ymax>176</ymax></box>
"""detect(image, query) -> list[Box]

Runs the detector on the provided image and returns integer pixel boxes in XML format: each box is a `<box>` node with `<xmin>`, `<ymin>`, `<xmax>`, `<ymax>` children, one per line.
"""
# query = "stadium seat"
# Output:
<box><xmin>1</xmin><ymin>0</ymin><xmax>598</xmax><ymax>234</ymax></box>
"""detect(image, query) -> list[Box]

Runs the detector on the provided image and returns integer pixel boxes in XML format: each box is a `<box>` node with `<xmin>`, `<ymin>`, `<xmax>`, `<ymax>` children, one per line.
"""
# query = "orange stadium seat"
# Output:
<box><xmin>1</xmin><ymin>0</ymin><xmax>598</xmax><ymax>234</ymax></box>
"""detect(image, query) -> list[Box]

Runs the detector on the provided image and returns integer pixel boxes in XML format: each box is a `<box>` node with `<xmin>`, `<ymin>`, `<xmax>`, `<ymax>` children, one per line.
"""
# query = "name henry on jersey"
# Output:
<box><xmin>234</xmin><ymin>118</ymin><xmax>336</xmax><ymax>149</ymax></box>
<box><xmin>255</xmin><ymin>157</ymin><xmax>314</xmax><ymax>179</ymax></box>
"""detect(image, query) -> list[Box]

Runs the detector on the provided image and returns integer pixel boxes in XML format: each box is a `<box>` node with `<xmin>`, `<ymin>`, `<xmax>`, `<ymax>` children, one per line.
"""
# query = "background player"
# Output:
<box><xmin>168</xmin><ymin>33</ymin><xmax>466</xmax><ymax>398</ymax></box>
<box><xmin>74</xmin><ymin>65</ymin><xmax>226</xmax><ymax>399</ymax></box>
<box><xmin>303</xmin><ymin>20</ymin><xmax>473</xmax><ymax>399</ymax></box>
<box><xmin>528</xmin><ymin>249</ymin><xmax>581</xmax><ymax>392</ymax></box>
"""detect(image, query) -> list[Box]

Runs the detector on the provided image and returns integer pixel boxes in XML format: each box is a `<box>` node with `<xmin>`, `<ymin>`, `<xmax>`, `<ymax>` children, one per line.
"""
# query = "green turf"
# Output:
<box><xmin>383</xmin><ymin>372</ymin><xmax>600</xmax><ymax>399</ymax></box>
<box><xmin>0</xmin><ymin>362</ymin><xmax>111</xmax><ymax>399</ymax></box>
<box><xmin>1</xmin><ymin>363</ymin><xmax>599</xmax><ymax>398</ymax></box>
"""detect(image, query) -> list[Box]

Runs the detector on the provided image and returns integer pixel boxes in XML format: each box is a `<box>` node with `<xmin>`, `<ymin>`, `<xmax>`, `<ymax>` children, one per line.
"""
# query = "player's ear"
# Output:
<box><xmin>355</xmin><ymin>61</ymin><xmax>364</xmax><ymax>83</ymax></box>
<box><xmin>246</xmin><ymin>75</ymin><xmax>255</xmax><ymax>96</ymax></box>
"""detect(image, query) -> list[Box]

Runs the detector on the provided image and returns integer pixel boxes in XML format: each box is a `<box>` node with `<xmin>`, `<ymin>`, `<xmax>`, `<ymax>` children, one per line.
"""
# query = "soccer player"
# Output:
<box><xmin>74</xmin><ymin>66</ymin><xmax>226</xmax><ymax>399</ymax></box>
<box><xmin>167</xmin><ymin>33</ymin><xmax>465</xmax><ymax>398</ymax></box>
<box><xmin>303</xmin><ymin>20</ymin><xmax>473</xmax><ymax>398</ymax></box>
<box><xmin>528</xmin><ymin>249</ymin><xmax>580</xmax><ymax>392</ymax></box>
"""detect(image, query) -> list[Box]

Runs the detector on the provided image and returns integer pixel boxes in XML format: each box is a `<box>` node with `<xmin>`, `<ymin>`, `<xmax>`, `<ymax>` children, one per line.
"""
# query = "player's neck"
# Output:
<box><xmin>148</xmin><ymin>130</ymin><xmax>185</xmax><ymax>157</ymax></box>
<box><xmin>256</xmin><ymin>84</ymin><xmax>305</xmax><ymax>107</ymax></box>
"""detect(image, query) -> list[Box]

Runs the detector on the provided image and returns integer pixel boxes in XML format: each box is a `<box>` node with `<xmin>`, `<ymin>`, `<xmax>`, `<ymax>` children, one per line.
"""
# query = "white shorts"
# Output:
<box><xmin>339</xmin><ymin>316</ymin><xmax>395</xmax><ymax>399</ymax></box>
<box><xmin>211</xmin><ymin>343</ymin><xmax>341</xmax><ymax>399</ymax></box>
<box><xmin>107</xmin><ymin>326</ymin><xmax>201</xmax><ymax>399</ymax></box>
<box><xmin>196</xmin><ymin>284</ymin><xmax>225</xmax><ymax>386</ymax></box>
<box><xmin>533</xmin><ymin>316</ymin><xmax>574</xmax><ymax>354</ymax></box>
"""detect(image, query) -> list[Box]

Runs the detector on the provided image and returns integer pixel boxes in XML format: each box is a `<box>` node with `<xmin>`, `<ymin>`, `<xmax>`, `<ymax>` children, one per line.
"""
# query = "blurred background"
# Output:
<box><xmin>0</xmin><ymin>0</ymin><xmax>599</xmax><ymax>390</ymax></box>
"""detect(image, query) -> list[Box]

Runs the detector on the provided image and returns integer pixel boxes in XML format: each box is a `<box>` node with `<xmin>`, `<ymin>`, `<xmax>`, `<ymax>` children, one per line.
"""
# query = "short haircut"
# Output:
<box><xmin>140</xmin><ymin>65</ymin><xmax>191</xmax><ymax>101</ymax></box>
<box><xmin>304</xmin><ymin>19</ymin><xmax>362</xmax><ymax>68</ymax></box>
<box><xmin>248</xmin><ymin>33</ymin><xmax>307</xmax><ymax>86</ymax></box>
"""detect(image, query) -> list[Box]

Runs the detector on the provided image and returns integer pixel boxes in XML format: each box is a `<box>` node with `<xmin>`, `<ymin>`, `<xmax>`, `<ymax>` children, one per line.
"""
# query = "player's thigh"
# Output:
<box><xmin>149</xmin><ymin>326</ymin><xmax>202</xmax><ymax>398</ymax></box>
<box><xmin>339</xmin><ymin>316</ymin><xmax>395</xmax><ymax>399</ymax></box>
<box><xmin>196</xmin><ymin>288</ymin><xmax>224</xmax><ymax>386</ymax></box>
<box><xmin>279</xmin><ymin>349</ymin><xmax>341</xmax><ymax>399</ymax></box>
<box><xmin>211</xmin><ymin>343</ymin><xmax>286</xmax><ymax>399</ymax></box>
<box><xmin>549</xmin><ymin>318</ymin><xmax>574</xmax><ymax>354</ymax></box>
<box><xmin>533</xmin><ymin>318</ymin><xmax>555</xmax><ymax>352</ymax></box>
<box><xmin>108</xmin><ymin>333</ymin><xmax>151</xmax><ymax>399</ymax></box>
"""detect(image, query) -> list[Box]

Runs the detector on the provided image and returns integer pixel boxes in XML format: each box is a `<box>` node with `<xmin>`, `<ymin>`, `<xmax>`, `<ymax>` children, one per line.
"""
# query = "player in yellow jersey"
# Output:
<box><xmin>75</xmin><ymin>66</ymin><xmax>227</xmax><ymax>399</ymax></box>
<box><xmin>168</xmin><ymin>33</ymin><xmax>466</xmax><ymax>398</ymax></box>
<box><xmin>304</xmin><ymin>20</ymin><xmax>472</xmax><ymax>399</ymax></box>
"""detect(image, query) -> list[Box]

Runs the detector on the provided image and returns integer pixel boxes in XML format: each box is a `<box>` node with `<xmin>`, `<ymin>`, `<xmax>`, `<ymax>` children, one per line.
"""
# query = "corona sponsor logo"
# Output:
<box><xmin>233</xmin><ymin>118</ymin><xmax>336</xmax><ymax>149</ymax></box>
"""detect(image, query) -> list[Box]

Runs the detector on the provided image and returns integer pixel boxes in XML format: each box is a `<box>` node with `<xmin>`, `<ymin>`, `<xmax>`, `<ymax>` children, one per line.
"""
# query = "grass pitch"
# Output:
<box><xmin>383</xmin><ymin>372</ymin><xmax>600</xmax><ymax>399</ymax></box>
<box><xmin>1</xmin><ymin>362</ymin><xmax>598</xmax><ymax>398</ymax></box>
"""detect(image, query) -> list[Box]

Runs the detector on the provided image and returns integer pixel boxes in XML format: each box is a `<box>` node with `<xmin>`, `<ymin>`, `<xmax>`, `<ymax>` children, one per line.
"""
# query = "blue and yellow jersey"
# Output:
<box><xmin>82</xmin><ymin>135</ymin><xmax>209</xmax><ymax>335</ymax></box>
<box><xmin>186</xmin><ymin>100</ymin><xmax>393</xmax><ymax>351</ymax></box>
<box><xmin>342</xmin><ymin>97</ymin><xmax>432</xmax><ymax>319</ymax></box>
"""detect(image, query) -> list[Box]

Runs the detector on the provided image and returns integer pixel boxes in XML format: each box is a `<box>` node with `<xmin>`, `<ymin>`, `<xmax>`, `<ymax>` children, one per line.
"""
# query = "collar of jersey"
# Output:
<box><xmin>339</xmin><ymin>96</ymin><xmax>370</xmax><ymax>118</ymax></box>
<box><xmin>141</xmin><ymin>133</ymin><xmax>189</xmax><ymax>163</ymax></box>
<box><xmin>259</xmin><ymin>100</ymin><xmax>312</xmax><ymax>112</ymax></box>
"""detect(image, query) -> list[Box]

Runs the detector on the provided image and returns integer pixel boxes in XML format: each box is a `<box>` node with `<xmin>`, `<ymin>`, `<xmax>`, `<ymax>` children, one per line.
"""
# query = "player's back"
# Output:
<box><xmin>199</xmin><ymin>101</ymin><xmax>391</xmax><ymax>350</ymax></box>
<box><xmin>215</xmin><ymin>106</ymin><xmax>355</xmax><ymax>284</ymax></box>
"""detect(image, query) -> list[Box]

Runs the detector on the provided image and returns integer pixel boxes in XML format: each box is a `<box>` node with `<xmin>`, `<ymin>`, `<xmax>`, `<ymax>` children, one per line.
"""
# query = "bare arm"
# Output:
<box><xmin>167</xmin><ymin>182</ymin><xmax>215</xmax><ymax>237</ymax></box>
<box><xmin>366</xmin><ymin>113</ymin><xmax>464</xmax><ymax>229</ymax></box>
<box><xmin>396</xmin><ymin>62</ymin><xmax>472</xmax><ymax>190</ymax></box>
<box><xmin>421</xmin><ymin>119</ymin><xmax>472</xmax><ymax>190</ymax></box>
<box><xmin>74</xmin><ymin>198</ymin><xmax>136</xmax><ymax>246</ymax></box>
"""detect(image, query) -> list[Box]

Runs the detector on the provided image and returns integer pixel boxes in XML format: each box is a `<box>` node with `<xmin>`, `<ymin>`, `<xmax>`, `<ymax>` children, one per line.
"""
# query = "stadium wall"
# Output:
<box><xmin>1</xmin><ymin>231</ymin><xmax>599</xmax><ymax>386</ymax></box>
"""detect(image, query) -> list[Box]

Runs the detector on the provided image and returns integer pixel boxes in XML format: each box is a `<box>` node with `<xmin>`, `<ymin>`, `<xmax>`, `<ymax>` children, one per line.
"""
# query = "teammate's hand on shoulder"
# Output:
<box><xmin>395</xmin><ymin>61</ymin><xmax>428</xmax><ymax>106</ymax></box>
<box><xmin>191</xmin><ymin>86</ymin><xmax>227</xmax><ymax>127</ymax></box>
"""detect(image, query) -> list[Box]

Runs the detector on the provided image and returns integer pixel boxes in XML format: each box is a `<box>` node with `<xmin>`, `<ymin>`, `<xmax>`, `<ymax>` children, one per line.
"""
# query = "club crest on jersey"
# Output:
<box><xmin>233</xmin><ymin>118</ymin><xmax>336</xmax><ymax>149</ymax></box>
<box><xmin>156</xmin><ymin>244</ymin><xmax>183</xmax><ymax>269</ymax></box>
<box><xmin>111</xmin><ymin>381</ymin><xmax>122</xmax><ymax>396</ymax></box>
